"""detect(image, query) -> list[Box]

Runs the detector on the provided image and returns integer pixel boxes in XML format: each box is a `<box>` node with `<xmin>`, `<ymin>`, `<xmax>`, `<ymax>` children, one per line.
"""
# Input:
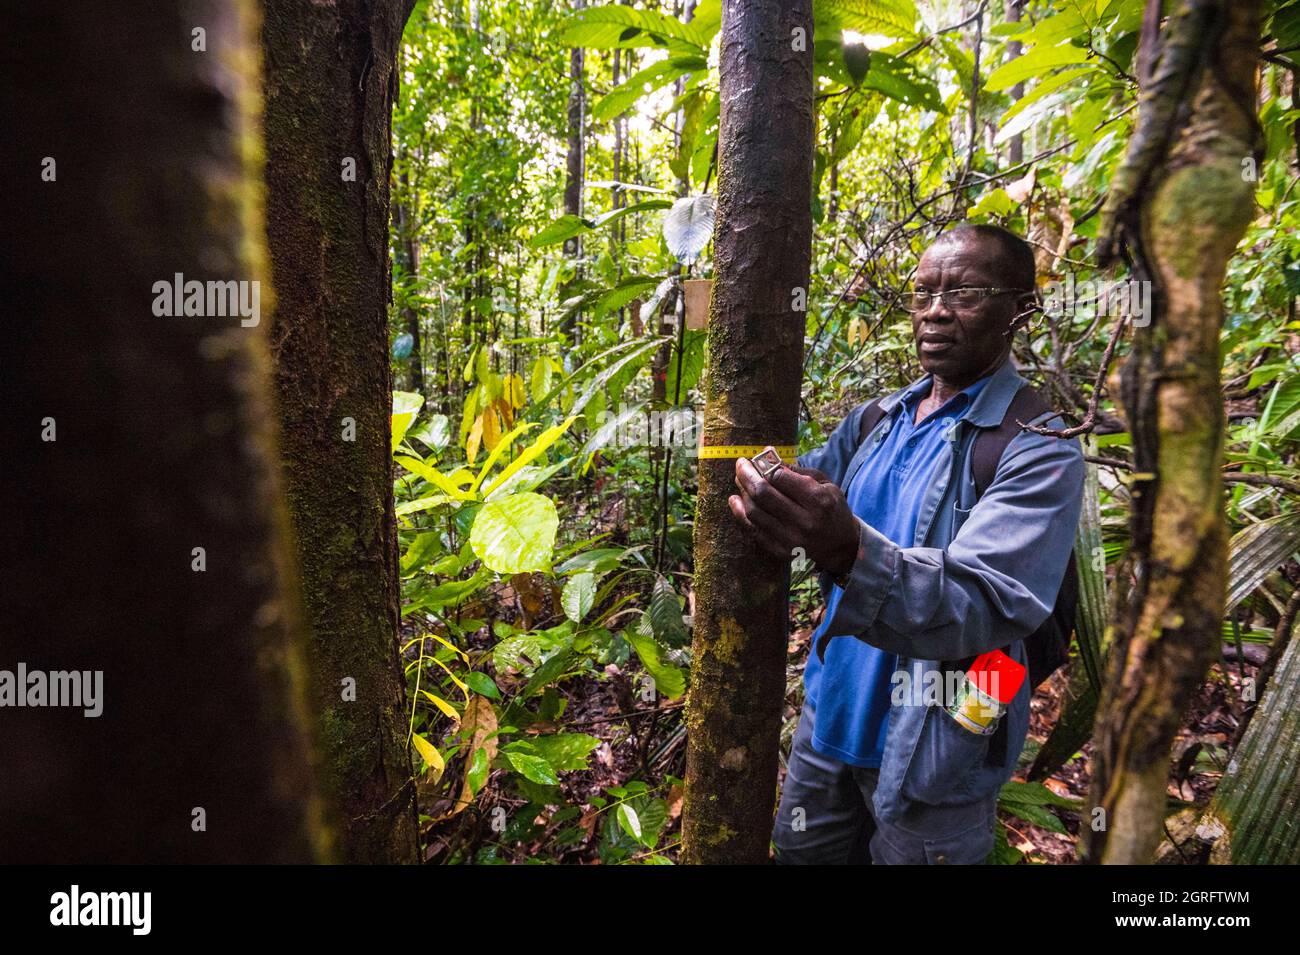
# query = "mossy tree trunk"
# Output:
<box><xmin>2</xmin><ymin>0</ymin><xmax>323</xmax><ymax>862</ymax></box>
<box><xmin>682</xmin><ymin>0</ymin><xmax>814</xmax><ymax>864</ymax></box>
<box><xmin>1085</xmin><ymin>0</ymin><xmax>1261</xmax><ymax>864</ymax></box>
<box><xmin>262</xmin><ymin>0</ymin><xmax>420</xmax><ymax>863</ymax></box>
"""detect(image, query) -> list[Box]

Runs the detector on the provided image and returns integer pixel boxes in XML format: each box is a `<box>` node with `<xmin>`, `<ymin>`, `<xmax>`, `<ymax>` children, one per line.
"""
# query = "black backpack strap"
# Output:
<box><xmin>964</xmin><ymin>383</ymin><xmax>1059</xmax><ymax>767</ymax></box>
<box><xmin>970</xmin><ymin>383</ymin><xmax>1055</xmax><ymax>496</ymax></box>
<box><xmin>857</xmin><ymin>397</ymin><xmax>887</xmax><ymax>446</ymax></box>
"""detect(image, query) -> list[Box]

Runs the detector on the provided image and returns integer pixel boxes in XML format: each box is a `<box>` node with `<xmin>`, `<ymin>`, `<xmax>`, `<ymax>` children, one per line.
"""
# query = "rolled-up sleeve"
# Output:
<box><xmin>819</xmin><ymin>425</ymin><xmax>1084</xmax><ymax>662</ymax></box>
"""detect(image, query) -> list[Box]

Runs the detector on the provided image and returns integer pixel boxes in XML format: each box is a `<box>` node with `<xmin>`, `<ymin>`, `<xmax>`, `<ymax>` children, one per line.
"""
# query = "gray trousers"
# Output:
<box><xmin>772</xmin><ymin>700</ymin><xmax>999</xmax><ymax>864</ymax></box>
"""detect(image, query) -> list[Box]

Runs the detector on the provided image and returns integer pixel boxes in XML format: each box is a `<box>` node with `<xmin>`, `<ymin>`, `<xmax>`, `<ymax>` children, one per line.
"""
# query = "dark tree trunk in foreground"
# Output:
<box><xmin>1086</xmin><ymin>0</ymin><xmax>1261</xmax><ymax>863</ymax></box>
<box><xmin>683</xmin><ymin>0</ymin><xmax>814</xmax><ymax>864</ymax></box>
<box><xmin>1</xmin><ymin>0</ymin><xmax>322</xmax><ymax>862</ymax></box>
<box><xmin>263</xmin><ymin>0</ymin><xmax>420</xmax><ymax>863</ymax></box>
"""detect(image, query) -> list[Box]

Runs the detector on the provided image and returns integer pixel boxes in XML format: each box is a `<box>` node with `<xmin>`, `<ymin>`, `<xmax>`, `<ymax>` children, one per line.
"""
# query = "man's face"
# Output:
<box><xmin>910</xmin><ymin>235</ymin><xmax>1026</xmax><ymax>386</ymax></box>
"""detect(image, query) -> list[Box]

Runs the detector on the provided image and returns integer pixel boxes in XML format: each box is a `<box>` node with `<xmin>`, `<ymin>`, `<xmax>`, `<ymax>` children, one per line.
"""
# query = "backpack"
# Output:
<box><xmin>855</xmin><ymin>383</ymin><xmax>1079</xmax><ymax>692</ymax></box>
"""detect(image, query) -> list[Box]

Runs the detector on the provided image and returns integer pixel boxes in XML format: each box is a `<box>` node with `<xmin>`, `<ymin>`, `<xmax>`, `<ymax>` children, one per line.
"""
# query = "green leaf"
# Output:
<box><xmin>617</xmin><ymin>803</ymin><xmax>642</xmax><ymax>841</ymax></box>
<box><xmin>469</xmin><ymin>492</ymin><xmax>559</xmax><ymax>574</ymax></box>
<box><xmin>649</xmin><ymin>575</ymin><xmax>689</xmax><ymax>646</ymax></box>
<box><xmin>558</xmin><ymin>5</ymin><xmax>708</xmax><ymax>52</ymax></box>
<box><xmin>985</xmin><ymin>41</ymin><xmax>1092</xmax><ymax>93</ymax></box>
<box><xmin>817</xmin><ymin>0</ymin><xmax>919</xmax><ymax>38</ymax></box>
<box><xmin>967</xmin><ymin>187</ymin><xmax>1016</xmax><ymax>219</ymax></box>
<box><xmin>409</xmin><ymin>413</ymin><xmax>450</xmax><ymax>452</ymax></box>
<box><xmin>593</xmin><ymin>56</ymin><xmax>706</xmax><ymax>122</ymax></box>
<box><xmin>562</xmin><ymin>571</ymin><xmax>598</xmax><ymax>623</ymax></box>
<box><xmin>843</xmin><ymin>43</ymin><xmax>871</xmax><ymax>85</ymax></box>
<box><xmin>482</xmin><ymin>416</ymin><xmax>578</xmax><ymax>499</ymax></box>
<box><xmin>520</xmin><ymin>733</ymin><xmax>602</xmax><ymax>772</ymax></box>
<box><xmin>391</xmin><ymin>390</ymin><xmax>425</xmax><ymax>452</ymax></box>
<box><xmin>528</xmin><ymin>214</ymin><xmax>593</xmax><ymax>249</ymax></box>
<box><xmin>529</xmin><ymin>356</ymin><xmax>553</xmax><ymax>404</ymax></box>
<box><xmin>625</xmin><ymin>621</ymin><xmax>687</xmax><ymax>699</ymax></box>
<box><xmin>466</xmin><ymin>746</ymin><xmax>490</xmax><ymax>796</ymax></box>
<box><xmin>464</xmin><ymin>671</ymin><xmax>501</xmax><ymax>700</ymax></box>
<box><xmin>504</xmin><ymin>750</ymin><xmax>559</xmax><ymax>785</ymax></box>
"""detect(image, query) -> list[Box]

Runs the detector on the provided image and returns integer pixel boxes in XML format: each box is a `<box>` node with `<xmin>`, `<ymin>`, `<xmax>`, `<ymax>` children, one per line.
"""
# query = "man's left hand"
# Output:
<box><xmin>727</xmin><ymin>459</ymin><xmax>860</xmax><ymax>576</ymax></box>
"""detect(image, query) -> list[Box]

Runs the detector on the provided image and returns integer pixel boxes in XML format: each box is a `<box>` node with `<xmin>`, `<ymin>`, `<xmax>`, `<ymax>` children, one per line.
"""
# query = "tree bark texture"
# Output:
<box><xmin>1</xmin><ymin>0</ymin><xmax>323</xmax><ymax>862</ymax></box>
<box><xmin>682</xmin><ymin>0</ymin><xmax>814</xmax><ymax>864</ymax></box>
<box><xmin>1086</xmin><ymin>0</ymin><xmax>1262</xmax><ymax>863</ymax></box>
<box><xmin>262</xmin><ymin>0</ymin><xmax>420</xmax><ymax>863</ymax></box>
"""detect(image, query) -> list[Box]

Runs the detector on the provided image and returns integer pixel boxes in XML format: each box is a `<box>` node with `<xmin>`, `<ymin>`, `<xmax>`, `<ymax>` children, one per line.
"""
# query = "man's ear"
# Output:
<box><xmin>1006</xmin><ymin>291</ymin><xmax>1039</xmax><ymax>337</ymax></box>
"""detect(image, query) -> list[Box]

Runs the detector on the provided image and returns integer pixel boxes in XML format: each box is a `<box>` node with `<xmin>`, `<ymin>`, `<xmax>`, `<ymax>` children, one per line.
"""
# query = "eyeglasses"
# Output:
<box><xmin>902</xmin><ymin>287</ymin><xmax>1028</xmax><ymax>313</ymax></box>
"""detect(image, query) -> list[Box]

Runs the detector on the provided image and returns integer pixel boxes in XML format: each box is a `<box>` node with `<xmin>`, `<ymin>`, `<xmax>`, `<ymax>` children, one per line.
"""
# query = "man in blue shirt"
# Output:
<box><xmin>728</xmin><ymin>225</ymin><xmax>1084</xmax><ymax>864</ymax></box>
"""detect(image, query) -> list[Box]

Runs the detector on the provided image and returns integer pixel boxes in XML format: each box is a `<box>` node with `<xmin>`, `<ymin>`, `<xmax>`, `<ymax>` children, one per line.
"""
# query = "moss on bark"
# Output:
<box><xmin>682</xmin><ymin>0</ymin><xmax>814</xmax><ymax>865</ymax></box>
<box><xmin>262</xmin><ymin>0</ymin><xmax>420</xmax><ymax>863</ymax></box>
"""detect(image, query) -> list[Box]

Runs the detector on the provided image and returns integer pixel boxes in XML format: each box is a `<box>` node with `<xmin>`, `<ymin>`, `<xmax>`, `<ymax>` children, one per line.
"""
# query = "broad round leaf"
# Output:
<box><xmin>469</xmin><ymin>492</ymin><xmax>558</xmax><ymax>573</ymax></box>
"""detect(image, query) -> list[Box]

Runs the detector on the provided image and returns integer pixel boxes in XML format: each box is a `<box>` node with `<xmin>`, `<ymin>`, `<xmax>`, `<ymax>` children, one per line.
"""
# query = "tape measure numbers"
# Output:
<box><xmin>696</xmin><ymin>445</ymin><xmax>798</xmax><ymax>460</ymax></box>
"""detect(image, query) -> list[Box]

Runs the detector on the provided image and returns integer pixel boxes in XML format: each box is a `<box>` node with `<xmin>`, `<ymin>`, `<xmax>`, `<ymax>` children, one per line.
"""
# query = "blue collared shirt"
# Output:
<box><xmin>803</xmin><ymin>374</ymin><xmax>991</xmax><ymax>767</ymax></box>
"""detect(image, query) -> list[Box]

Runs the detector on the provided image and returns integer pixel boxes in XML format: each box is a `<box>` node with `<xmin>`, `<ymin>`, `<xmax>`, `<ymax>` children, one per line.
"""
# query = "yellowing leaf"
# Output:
<box><xmin>482</xmin><ymin>416</ymin><xmax>579</xmax><ymax>498</ymax></box>
<box><xmin>466</xmin><ymin>414</ymin><xmax>484</xmax><ymax>466</ymax></box>
<box><xmin>505</xmin><ymin>373</ymin><xmax>527</xmax><ymax>409</ymax></box>
<box><xmin>412</xmin><ymin>732</ymin><xmax>445</xmax><ymax>772</ymax></box>
<box><xmin>482</xmin><ymin>407</ymin><xmax>501</xmax><ymax>452</ymax></box>
<box><xmin>421</xmin><ymin>690</ymin><xmax>460</xmax><ymax>719</ymax></box>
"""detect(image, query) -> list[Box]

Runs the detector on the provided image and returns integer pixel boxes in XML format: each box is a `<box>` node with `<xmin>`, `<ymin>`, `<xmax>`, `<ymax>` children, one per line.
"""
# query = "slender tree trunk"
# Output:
<box><xmin>683</xmin><ymin>0</ymin><xmax>814</xmax><ymax>864</ymax></box>
<box><xmin>1005</xmin><ymin>0</ymin><xmax>1024</xmax><ymax>165</ymax></box>
<box><xmin>1</xmin><ymin>0</ymin><xmax>323</xmax><ymax>862</ymax></box>
<box><xmin>396</xmin><ymin>190</ymin><xmax>425</xmax><ymax>395</ymax></box>
<box><xmin>262</xmin><ymin>0</ymin><xmax>420</xmax><ymax>864</ymax></box>
<box><xmin>560</xmin><ymin>0</ymin><xmax>586</xmax><ymax>346</ymax></box>
<box><xmin>1085</xmin><ymin>0</ymin><xmax>1262</xmax><ymax>864</ymax></box>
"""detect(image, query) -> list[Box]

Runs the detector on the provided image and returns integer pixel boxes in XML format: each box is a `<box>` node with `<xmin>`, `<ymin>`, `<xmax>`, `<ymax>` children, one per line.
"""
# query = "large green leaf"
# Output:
<box><xmin>984</xmin><ymin>41</ymin><xmax>1092</xmax><ymax>93</ymax></box>
<box><xmin>593</xmin><ymin>56</ymin><xmax>706</xmax><ymax>122</ymax></box>
<box><xmin>625</xmin><ymin>625</ymin><xmax>686</xmax><ymax>699</ymax></box>
<box><xmin>469</xmin><ymin>492</ymin><xmax>559</xmax><ymax>574</ymax></box>
<box><xmin>558</xmin><ymin>5</ymin><xmax>708</xmax><ymax>52</ymax></box>
<box><xmin>562</xmin><ymin>571</ymin><xmax>598</xmax><ymax>623</ymax></box>
<box><xmin>816</xmin><ymin>0</ymin><xmax>919</xmax><ymax>38</ymax></box>
<box><xmin>649</xmin><ymin>575</ymin><xmax>690</xmax><ymax>647</ymax></box>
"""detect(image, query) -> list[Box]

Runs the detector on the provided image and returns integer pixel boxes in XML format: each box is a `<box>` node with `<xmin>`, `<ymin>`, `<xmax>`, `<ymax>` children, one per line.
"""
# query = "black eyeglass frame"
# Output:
<box><xmin>901</xmin><ymin>286</ymin><xmax>1032</xmax><ymax>313</ymax></box>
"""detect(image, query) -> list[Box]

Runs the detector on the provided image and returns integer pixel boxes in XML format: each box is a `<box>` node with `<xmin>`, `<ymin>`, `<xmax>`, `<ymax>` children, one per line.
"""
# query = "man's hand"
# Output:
<box><xmin>727</xmin><ymin>458</ymin><xmax>860</xmax><ymax>575</ymax></box>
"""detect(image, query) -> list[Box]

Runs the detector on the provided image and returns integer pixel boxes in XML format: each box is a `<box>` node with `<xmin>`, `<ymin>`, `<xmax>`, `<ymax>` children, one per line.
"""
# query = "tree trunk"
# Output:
<box><xmin>1201</xmin><ymin>611</ymin><xmax>1300</xmax><ymax>862</ymax></box>
<box><xmin>1004</xmin><ymin>0</ymin><xmax>1024</xmax><ymax>166</ymax></box>
<box><xmin>1</xmin><ymin>0</ymin><xmax>322</xmax><ymax>862</ymax></box>
<box><xmin>560</xmin><ymin>0</ymin><xmax>586</xmax><ymax>346</ymax></box>
<box><xmin>683</xmin><ymin>0</ymin><xmax>814</xmax><ymax>864</ymax></box>
<box><xmin>262</xmin><ymin>0</ymin><xmax>420</xmax><ymax>864</ymax></box>
<box><xmin>1085</xmin><ymin>0</ymin><xmax>1261</xmax><ymax>864</ymax></box>
<box><xmin>396</xmin><ymin>192</ymin><xmax>425</xmax><ymax>395</ymax></box>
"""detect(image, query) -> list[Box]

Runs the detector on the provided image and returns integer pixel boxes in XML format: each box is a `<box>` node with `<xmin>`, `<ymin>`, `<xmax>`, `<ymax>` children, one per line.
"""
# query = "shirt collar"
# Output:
<box><xmin>879</xmin><ymin>355</ymin><xmax>1025</xmax><ymax>428</ymax></box>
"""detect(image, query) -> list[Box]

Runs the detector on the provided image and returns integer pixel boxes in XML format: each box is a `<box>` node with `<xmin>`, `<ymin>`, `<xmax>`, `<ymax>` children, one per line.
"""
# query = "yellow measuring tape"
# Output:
<box><xmin>697</xmin><ymin>445</ymin><xmax>798</xmax><ymax>460</ymax></box>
